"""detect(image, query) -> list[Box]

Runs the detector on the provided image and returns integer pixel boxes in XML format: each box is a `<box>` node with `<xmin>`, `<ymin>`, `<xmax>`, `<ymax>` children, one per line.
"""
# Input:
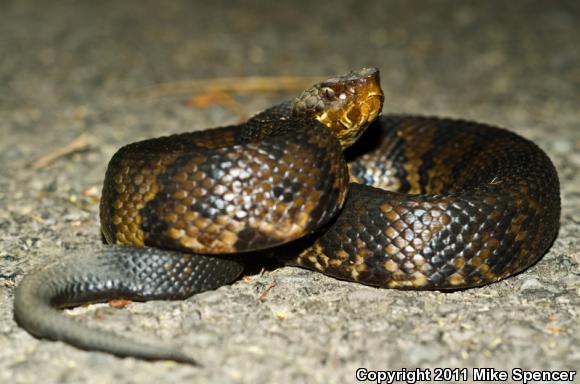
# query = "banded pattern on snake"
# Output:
<box><xmin>14</xmin><ymin>68</ymin><xmax>560</xmax><ymax>364</ymax></box>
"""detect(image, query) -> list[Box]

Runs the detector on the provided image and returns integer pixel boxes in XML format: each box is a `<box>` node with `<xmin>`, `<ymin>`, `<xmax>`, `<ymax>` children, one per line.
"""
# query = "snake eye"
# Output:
<box><xmin>321</xmin><ymin>87</ymin><xmax>335</xmax><ymax>99</ymax></box>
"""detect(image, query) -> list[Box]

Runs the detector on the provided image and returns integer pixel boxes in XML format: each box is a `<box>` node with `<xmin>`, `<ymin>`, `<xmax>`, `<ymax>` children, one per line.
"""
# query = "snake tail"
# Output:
<box><xmin>13</xmin><ymin>246</ymin><xmax>244</xmax><ymax>364</ymax></box>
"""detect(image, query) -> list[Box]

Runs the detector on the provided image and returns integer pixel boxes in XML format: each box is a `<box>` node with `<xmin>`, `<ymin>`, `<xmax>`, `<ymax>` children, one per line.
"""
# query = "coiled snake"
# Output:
<box><xmin>14</xmin><ymin>68</ymin><xmax>560</xmax><ymax>364</ymax></box>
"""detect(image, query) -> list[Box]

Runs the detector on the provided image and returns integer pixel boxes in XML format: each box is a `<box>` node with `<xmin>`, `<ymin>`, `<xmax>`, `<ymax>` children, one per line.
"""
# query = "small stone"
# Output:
<box><xmin>552</xmin><ymin>140</ymin><xmax>573</xmax><ymax>154</ymax></box>
<box><xmin>506</xmin><ymin>323</ymin><xmax>536</xmax><ymax>340</ymax></box>
<box><xmin>520</xmin><ymin>277</ymin><xmax>544</xmax><ymax>291</ymax></box>
<box><xmin>570</xmin><ymin>252</ymin><xmax>580</xmax><ymax>267</ymax></box>
<box><xmin>405</xmin><ymin>343</ymin><xmax>444</xmax><ymax>365</ymax></box>
<box><xmin>569</xmin><ymin>153</ymin><xmax>580</xmax><ymax>167</ymax></box>
<box><xmin>195</xmin><ymin>290</ymin><xmax>225</xmax><ymax>305</ymax></box>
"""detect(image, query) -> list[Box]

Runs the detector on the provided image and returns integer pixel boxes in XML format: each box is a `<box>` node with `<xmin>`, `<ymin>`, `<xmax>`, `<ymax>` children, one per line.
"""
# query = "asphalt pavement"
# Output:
<box><xmin>1</xmin><ymin>1</ymin><xmax>579</xmax><ymax>383</ymax></box>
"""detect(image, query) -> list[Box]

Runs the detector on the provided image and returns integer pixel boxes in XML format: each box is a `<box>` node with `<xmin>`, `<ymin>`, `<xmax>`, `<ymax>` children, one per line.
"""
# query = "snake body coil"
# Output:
<box><xmin>14</xmin><ymin>68</ymin><xmax>560</xmax><ymax>363</ymax></box>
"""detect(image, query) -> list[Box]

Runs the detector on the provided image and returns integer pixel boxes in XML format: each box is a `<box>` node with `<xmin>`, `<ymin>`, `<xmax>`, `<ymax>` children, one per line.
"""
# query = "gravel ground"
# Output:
<box><xmin>1</xmin><ymin>1</ymin><xmax>579</xmax><ymax>383</ymax></box>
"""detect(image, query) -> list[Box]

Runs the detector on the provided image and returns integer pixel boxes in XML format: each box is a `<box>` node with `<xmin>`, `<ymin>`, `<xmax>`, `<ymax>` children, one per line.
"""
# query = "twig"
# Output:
<box><xmin>186</xmin><ymin>90</ymin><xmax>247</xmax><ymax>119</ymax></box>
<box><xmin>30</xmin><ymin>132</ymin><xmax>95</xmax><ymax>170</ymax></box>
<box><xmin>109</xmin><ymin>299</ymin><xmax>132</xmax><ymax>309</ymax></box>
<box><xmin>129</xmin><ymin>75</ymin><xmax>324</xmax><ymax>99</ymax></box>
<box><xmin>258</xmin><ymin>280</ymin><xmax>278</xmax><ymax>302</ymax></box>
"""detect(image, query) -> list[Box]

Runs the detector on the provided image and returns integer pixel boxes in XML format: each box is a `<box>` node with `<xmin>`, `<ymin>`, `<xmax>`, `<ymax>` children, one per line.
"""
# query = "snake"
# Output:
<box><xmin>13</xmin><ymin>68</ymin><xmax>560</xmax><ymax>364</ymax></box>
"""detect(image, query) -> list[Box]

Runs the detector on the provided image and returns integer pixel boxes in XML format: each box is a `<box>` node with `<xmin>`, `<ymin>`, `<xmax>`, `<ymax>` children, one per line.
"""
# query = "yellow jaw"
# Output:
<box><xmin>293</xmin><ymin>68</ymin><xmax>385</xmax><ymax>149</ymax></box>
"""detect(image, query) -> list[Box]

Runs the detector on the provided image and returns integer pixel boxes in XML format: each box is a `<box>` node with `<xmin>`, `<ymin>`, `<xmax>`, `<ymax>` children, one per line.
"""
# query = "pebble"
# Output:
<box><xmin>505</xmin><ymin>323</ymin><xmax>537</xmax><ymax>340</ymax></box>
<box><xmin>405</xmin><ymin>343</ymin><xmax>444</xmax><ymax>365</ymax></box>
<box><xmin>194</xmin><ymin>290</ymin><xmax>225</xmax><ymax>305</ymax></box>
<box><xmin>519</xmin><ymin>277</ymin><xmax>545</xmax><ymax>291</ymax></box>
<box><xmin>570</xmin><ymin>153</ymin><xmax>580</xmax><ymax>167</ymax></box>
<box><xmin>552</xmin><ymin>139</ymin><xmax>573</xmax><ymax>154</ymax></box>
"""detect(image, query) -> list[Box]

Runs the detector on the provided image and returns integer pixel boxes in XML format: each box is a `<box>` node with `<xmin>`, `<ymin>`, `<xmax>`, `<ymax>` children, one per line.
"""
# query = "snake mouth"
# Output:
<box><xmin>337</xmin><ymin>92</ymin><xmax>384</xmax><ymax>147</ymax></box>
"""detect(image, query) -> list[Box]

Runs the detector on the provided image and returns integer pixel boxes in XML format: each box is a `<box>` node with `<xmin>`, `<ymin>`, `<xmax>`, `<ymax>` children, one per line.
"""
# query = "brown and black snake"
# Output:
<box><xmin>13</xmin><ymin>68</ymin><xmax>560</xmax><ymax>364</ymax></box>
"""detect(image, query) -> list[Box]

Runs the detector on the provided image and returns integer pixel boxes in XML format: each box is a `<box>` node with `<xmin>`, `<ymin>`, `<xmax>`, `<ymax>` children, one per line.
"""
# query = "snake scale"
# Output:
<box><xmin>14</xmin><ymin>68</ymin><xmax>560</xmax><ymax>364</ymax></box>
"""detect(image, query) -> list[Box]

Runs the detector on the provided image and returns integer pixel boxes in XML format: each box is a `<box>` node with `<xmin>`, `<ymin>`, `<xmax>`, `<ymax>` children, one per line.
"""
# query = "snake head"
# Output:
<box><xmin>292</xmin><ymin>67</ymin><xmax>384</xmax><ymax>148</ymax></box>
